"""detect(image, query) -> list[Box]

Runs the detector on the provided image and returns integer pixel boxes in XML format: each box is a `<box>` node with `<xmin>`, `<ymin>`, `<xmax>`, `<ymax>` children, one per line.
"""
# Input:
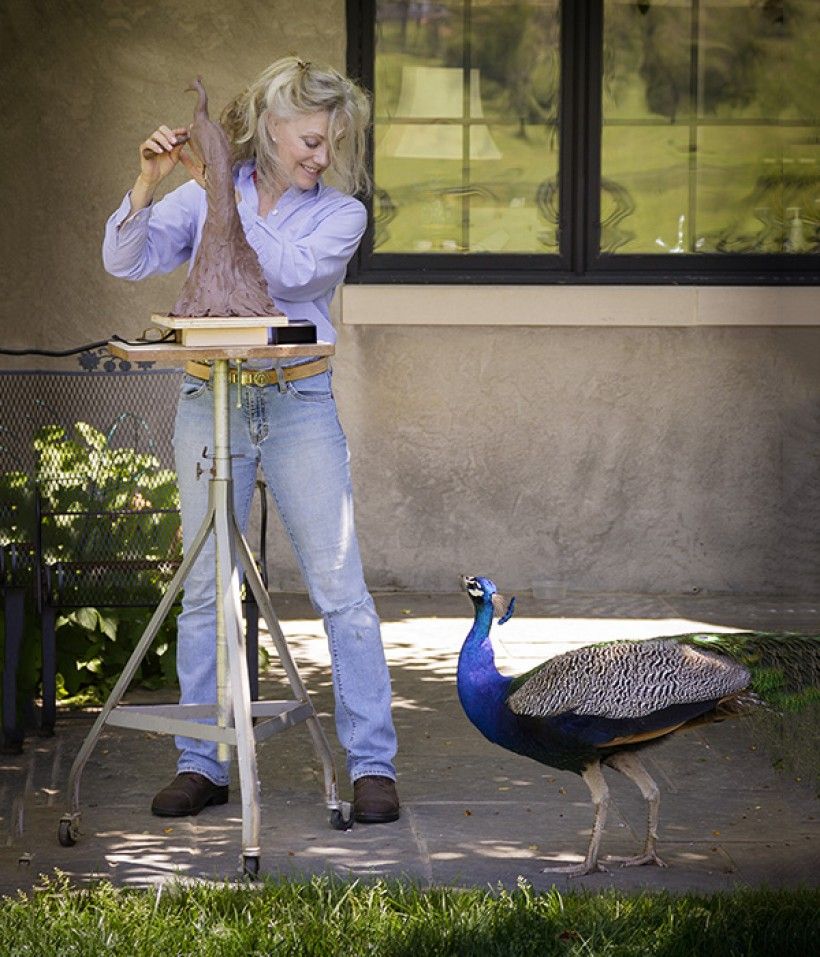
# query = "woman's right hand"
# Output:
<box><xmin>137</xmin><ymin>125</ymin><xmax>190</xmax><ymax>188</ymax></box>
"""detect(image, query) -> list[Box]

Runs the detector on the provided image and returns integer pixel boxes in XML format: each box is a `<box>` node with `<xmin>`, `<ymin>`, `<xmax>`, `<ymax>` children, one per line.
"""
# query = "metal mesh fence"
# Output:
<box><xmin>0</xmin><ymin>368</ymin><xmax>180</xmax><ymax>474</ymax></box>
<box><xmin>0</xmin><ymin>366</ymin><xmax>183</xmax><ymax>606</ymax></box>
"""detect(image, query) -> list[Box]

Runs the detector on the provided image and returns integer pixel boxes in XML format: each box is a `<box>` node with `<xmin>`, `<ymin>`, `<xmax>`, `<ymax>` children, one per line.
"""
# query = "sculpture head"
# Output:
<box><xmin>184</xmin><ymin>76</ymin><xmax>233</xmax><ymax>190</ymax></box>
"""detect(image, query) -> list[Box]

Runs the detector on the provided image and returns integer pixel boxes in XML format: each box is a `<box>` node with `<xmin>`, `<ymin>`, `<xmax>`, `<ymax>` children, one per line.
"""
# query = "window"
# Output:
<box><xmin>346</xmin><ymin>0</ymin><xmax>819</xmax><ymax>284</ymax></box>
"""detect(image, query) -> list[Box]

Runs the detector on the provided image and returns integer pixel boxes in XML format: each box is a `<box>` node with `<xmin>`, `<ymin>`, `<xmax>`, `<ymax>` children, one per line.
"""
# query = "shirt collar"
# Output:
<box><xmin>239</xmin><ymin>161</ymin><xmax>322</xmax><ymax>213</ymax></box>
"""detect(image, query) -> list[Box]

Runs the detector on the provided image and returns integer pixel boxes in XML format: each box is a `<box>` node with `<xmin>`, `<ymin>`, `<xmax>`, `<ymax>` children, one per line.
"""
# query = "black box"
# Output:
<box><xmin>271</xmin><ymin>321</ymin><xmax>317</xmax><ymax>344</ymax></box>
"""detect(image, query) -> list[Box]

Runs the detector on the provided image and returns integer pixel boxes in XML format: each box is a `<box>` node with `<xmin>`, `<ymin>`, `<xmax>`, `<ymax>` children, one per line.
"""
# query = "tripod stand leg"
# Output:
<box><xmin>214</xmin><ymin>500</ymin><xmax>261</xmax><ymax>874</ymax></box>
<box><xmin>232</xmin><ymin>522</ymin><xmax>349</xmax><ymax>827</ymax></box>
<box><xmin>58</xmin><ymin>504</ymin><xmax>215</xmax><ymax>841</ymax></box>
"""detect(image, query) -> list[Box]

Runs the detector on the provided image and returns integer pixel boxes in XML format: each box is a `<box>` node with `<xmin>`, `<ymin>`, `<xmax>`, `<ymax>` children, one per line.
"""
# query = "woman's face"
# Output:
<box><xmin>268</xmin><ymin>110</ymin><xmax>332</xmax><ymax>191</ymax></box>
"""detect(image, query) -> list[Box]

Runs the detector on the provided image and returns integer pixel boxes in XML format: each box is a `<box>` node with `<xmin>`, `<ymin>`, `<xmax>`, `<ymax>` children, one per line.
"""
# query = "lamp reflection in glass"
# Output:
<box><xmin>379</xmin><ymin>66</ymin><xmax>502</xmax><ymax>160</ymax></box>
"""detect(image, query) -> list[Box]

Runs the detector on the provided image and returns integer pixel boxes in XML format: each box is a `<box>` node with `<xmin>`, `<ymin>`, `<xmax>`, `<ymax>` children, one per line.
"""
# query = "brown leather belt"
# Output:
<box><xmin>185</xmin><ymin>357</ymin><xmax>329</xmax><ymax>387</ymax></box>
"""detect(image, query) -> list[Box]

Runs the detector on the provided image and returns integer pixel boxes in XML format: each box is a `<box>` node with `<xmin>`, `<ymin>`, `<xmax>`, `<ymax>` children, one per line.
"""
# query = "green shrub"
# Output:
<box><xmin>1</xmin><ymin>421</ymin><xmax>182</xmax><ymax>710</ymax></box>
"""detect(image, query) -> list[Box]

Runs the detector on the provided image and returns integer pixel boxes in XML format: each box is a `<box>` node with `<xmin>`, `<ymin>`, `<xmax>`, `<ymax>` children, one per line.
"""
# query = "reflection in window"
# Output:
<box><xmin>369</xmin><ymin>0</ymin><xmax>818</xmax><ymax>264</ymax></box>
<box><xmin>602</xmin><ymin>0</ymin><xmax>819</xmax><ymax>255</ymax></box>
<box><xmin>374</xmin><ymin>1</ymin><xmax>561</xmax><ymax>254</ymax></box>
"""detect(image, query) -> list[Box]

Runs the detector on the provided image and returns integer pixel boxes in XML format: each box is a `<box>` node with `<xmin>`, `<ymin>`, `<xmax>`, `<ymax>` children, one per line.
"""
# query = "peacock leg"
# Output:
<box><xmin>604</xmin><ymin>751</ymin><xmax>667</xmax><ymax>868</ymax></box>
<box><xmin>542</xmin><ymin>762</ymin><xmax>609</xmax><ymax>877</ymax></box>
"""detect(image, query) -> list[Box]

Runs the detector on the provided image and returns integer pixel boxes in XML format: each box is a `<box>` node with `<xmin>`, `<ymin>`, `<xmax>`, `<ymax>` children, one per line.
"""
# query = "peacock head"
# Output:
<box><xmin>461</xmin><ymin>575</ymin><xmax>516</xmax><ymax>624</ymax></box>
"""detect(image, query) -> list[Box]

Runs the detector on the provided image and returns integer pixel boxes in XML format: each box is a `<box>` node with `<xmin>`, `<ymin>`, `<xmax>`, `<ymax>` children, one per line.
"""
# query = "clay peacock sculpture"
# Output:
<box><xmin>171</xmin><ymin>77</ymin><xmax>281</xmax><ymax>319</ymax></box>
<box><xmin>457</xmin><ymin>575</ymin><xmax>819</xmax><ymax>876</ymax></box>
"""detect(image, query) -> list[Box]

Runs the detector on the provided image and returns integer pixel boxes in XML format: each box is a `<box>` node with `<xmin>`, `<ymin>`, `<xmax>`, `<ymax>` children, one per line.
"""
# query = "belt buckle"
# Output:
<box><xmin>253</xmin><ymin>371</ymin><xmax>268</xmax><ymax>387</ymax></box>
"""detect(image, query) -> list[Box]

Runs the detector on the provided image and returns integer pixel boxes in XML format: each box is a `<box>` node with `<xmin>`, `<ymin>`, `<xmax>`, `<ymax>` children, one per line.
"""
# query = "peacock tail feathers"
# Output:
<box><xmin>677</xmin><ymin>632</ymin><xmax>820</xmax><ymax>713</ymax></box>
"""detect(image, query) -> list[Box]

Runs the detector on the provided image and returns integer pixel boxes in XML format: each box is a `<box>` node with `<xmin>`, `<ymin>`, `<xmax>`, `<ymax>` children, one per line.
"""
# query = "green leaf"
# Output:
<box><xmin>74</xmin><ymin>422</ymin><xmax>107</xmax><ymax>451</ymax></box>
<box><xmin>76</xmin><ymin>657</ymin><xmax>103</xmax><ymax>674</ymax></box>
<box><xmin>97</xmin><ymin>612</ymin><xmax>119</xmax><ymax>641</ymax></box>
<box><xmin>73</xmin><ymin>607</ymin><xmax>100</xmax><ymax>632</ymax></box>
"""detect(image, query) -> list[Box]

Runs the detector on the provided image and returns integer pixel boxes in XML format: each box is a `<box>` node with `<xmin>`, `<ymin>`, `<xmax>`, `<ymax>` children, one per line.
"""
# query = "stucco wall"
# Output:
<box><xmin>333</xmin><ymin>322</ymin><xmax>819</xmax><ymax>595</ymax></box>
<box><xmin>1</xmin><ymin>1</ymin><xmax>818</xmax><ymax>596</ymax></box>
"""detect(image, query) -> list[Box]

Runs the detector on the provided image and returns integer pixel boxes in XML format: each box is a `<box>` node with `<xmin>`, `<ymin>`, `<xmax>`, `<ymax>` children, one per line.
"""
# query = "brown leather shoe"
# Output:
<box><xmin>353</xmin><ymin>775</ymin><xmax>400</xmax><ymax>824</ymax></box>
<box><xmin>151</xmin><ymin>772</ymin><xmax>229</xmax><ymax>817</ymax></box>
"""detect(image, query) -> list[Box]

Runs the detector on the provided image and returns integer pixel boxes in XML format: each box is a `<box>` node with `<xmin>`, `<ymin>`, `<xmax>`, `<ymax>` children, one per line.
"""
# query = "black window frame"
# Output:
<box><xmin>346</xmin><ymin>0</ymin><xmax>819</xmax><ymax>286</ymax></box>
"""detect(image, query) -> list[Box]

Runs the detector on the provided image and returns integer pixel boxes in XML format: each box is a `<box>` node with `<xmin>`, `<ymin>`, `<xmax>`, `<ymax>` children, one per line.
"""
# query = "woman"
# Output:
<box><xmin>102</xmin><ymin>57</ymin><xmax>399</xmax><ymax>824</ymax></box>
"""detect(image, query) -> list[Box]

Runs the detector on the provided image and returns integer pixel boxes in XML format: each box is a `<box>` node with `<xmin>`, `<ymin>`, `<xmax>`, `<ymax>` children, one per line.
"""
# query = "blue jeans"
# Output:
<box><xmin>171</xmin><ymin>369</ymin><xmax>397</xmax><ymax>787</ymax></box>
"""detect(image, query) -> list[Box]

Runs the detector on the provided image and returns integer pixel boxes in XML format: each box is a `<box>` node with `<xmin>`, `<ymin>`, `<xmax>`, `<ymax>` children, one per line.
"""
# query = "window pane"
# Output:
<box><xmin>373</xmin><ymin>0</ymin><xmax>561</xmax><ymax>254</ymax></box>
<box><xmin>601</xmin><ymin>0</ymin><xmax>819</xmax><ymax>255</ymax></box>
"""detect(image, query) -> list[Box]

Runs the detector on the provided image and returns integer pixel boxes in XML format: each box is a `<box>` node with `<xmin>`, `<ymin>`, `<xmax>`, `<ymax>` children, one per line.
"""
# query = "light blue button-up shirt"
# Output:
<box><xmin>102</xmin><ymin>161</ymin><xmax>367</xmax><ymax>347</ymax></box>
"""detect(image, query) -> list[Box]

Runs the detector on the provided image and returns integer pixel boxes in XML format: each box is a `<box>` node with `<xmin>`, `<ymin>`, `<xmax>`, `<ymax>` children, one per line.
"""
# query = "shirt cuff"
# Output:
<box><xmin>114</xmin><ymin>190</ymin><xmax>153</xmax><ymax>229</ymax></box>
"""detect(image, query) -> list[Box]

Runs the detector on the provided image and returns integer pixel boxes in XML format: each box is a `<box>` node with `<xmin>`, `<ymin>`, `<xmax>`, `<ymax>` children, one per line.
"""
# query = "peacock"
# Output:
<box><xmin>457</xmin><ymin>575</ymin><xmax>819</xmax><ymax>877</ymax></box>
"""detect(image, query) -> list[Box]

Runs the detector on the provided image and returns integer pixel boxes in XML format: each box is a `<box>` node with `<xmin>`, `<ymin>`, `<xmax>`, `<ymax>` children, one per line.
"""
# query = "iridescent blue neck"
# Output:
<box><xmin>457</xmin><ymin>603</ymin><xmax>514</xmax><ymax>745</ymax></box>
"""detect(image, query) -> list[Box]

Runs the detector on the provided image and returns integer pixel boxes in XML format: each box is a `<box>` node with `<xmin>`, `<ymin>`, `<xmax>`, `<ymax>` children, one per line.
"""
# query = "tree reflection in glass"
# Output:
<box><xmin>602</xmin><ymin>0</ymin><xmax>819</xmax><ymax>255</ymax></box>
<box><xmin>374</xmin><ymin>0</ymin><xmax>561</xmax><ymax>254</ymax></box>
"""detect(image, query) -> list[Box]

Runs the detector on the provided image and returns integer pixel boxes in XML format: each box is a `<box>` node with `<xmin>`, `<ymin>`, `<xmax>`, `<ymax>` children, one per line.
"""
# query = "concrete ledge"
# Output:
<box><xmin>340</xmin><ymin>284</ymin><xmax>820</xmax><ymax>326</ymax></box>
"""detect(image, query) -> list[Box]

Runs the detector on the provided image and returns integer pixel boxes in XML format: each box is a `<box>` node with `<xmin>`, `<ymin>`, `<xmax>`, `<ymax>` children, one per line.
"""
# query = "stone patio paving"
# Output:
<box><xmin>2</xmin><ymin>589</ymin><xmax>817</xmax><ymax>895</ymax></box>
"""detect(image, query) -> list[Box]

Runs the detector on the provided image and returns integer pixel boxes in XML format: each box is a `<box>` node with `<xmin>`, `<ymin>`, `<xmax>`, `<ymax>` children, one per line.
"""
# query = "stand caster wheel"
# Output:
<box><xmin>241</xmin><ymin>855</ymin><xmax>260</xmax><ymax>879</ymax></box>
<box><xmin>58</xmin><ymin>817</ymin><xmax>78</xmax><ymax>847</ymax></box>
<box><xmin>330</xmin><ymin>804</ymin><xmax>353</xmax><ymax>831</ymax></box>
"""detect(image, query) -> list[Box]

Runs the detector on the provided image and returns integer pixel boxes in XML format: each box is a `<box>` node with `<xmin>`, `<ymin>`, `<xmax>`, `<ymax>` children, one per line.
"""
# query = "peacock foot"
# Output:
<box><xmin>541</xmin><ymin>860</ymin><xmax>608</xmax><ymax>877</ymax></box>
<box><xmin>608</xmin><ymin>850</ymin><xmax>667</xmax><ymax>869</ymax></box>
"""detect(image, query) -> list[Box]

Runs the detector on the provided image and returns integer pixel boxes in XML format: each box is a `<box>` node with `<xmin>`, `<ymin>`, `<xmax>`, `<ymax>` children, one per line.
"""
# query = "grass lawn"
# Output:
<box><xmin>1</xmin><ymin>873</ymin><xmax>817</xmax><ymax>957</ymax></box>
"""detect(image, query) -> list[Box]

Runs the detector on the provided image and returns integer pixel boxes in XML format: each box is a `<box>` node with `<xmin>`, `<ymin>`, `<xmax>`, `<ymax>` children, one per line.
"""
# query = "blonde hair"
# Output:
<box><xmin>221</xmin><ymin>56</ymin><xmax>371</xmax><ymax>197</ymax></box>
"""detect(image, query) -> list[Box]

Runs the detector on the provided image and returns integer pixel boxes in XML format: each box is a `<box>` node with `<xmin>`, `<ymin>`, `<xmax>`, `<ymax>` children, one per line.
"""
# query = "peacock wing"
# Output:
<box><xmin>506</xmin><ymin>638</ymin><xmax>751</xmax><ymax>720</ymax></box>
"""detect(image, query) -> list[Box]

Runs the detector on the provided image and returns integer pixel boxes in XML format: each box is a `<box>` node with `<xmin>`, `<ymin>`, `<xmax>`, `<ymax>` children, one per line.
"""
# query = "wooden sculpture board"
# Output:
<box><xmin>109</xmin><ymin>339</ymin><xmax>334</xmax><ymax>366</ymax></box>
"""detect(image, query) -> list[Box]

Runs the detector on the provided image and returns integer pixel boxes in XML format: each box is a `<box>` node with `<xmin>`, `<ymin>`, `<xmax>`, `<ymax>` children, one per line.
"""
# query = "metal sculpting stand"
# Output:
<box><xmin>57</xmin><ymin>341</ymin><xmax>349</xmax><ymax>877</ymax></box>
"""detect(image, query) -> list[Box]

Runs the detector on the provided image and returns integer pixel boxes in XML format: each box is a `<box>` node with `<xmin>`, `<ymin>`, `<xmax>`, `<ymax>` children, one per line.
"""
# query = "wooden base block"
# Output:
<box><xmin>178</xmin><ymin>326</ymin><xmax>271</xmax><ymax>347</ymax></box>
<box><xmin>151</xmin><ymin>313</ymin><xmax>288</xmax><ymax>348</ymax></box>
